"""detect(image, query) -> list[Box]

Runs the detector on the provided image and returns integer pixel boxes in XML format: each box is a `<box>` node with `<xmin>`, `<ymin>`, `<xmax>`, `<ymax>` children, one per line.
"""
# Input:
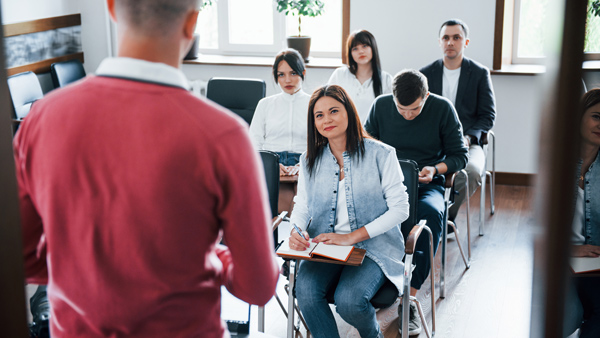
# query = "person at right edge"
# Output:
<box><xmin>420</xmin><ymin>18</ymin><xmax>496</xmax><ymax>227</ymax></box>
<box><xmin>564</xmin><ymin>88</ymin><xmax>600</xmax><ymax>338</ymax></box>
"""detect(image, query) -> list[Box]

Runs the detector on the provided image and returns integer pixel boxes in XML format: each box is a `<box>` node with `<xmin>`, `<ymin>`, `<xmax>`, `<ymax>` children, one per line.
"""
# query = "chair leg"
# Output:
<box><xmin>402</xmin><ymin>254</ymin><xmax>413</xmax><ymax>338</ymax></box>
<box><xmin>461</xmin><ymin>169</ymin><xmax>471</xmax><ymax>261</ymax></box>
<box><xmin>479</xmin><ymin>170</ymin><xmax>486</xmax><ymax>236</ymax></box>
<box><xmin>276</xmin><ymin>283</ymin><xmax>311</xmax><ymax>337</ymax></box>
<box><xmin>489</xmin><ymin>131</ymin><xmax>496</xmax><ymax>215</ymax></box>
<box><xmin>488</xmin><ymin>171</ymin><xmax>495</xmax><ymax>215</ymax></box>
<box><xmin>440</xmin><ymin>199</ymin><xmax>448</xmax><ymax>299</ymax></box>
<box><xmin>258</xmin><ymin>305</ymin><xmax>265</xmax><ymax>332</ymax></box>
<box><xmin>447</xmin><ymin>221</ymin><xmax>470</xmax><ymax>269</ymax></box>
<box><xmin>414</xmin><ymin>298</ymin><xmax>433</xmax><ymax>338</ymax></box>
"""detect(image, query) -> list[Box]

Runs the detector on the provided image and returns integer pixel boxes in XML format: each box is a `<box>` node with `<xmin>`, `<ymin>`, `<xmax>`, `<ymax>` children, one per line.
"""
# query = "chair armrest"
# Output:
<box><xmin>480</xmin><ymin>132</ymin><xmax>489</xmax><ymax>145</ymax></box>
<box><xmin>405</xmin><ymin>220</ymin><xmax>428</xmax><ymax>254</ymax></box>
<box><xmin>272</xmin><ymin>211</ymin><xmax>288</xmax><ymax>232</ymax></box>
<box><xmin>444</xmin><ymin>171</ymin><xmax>456</xmax><ymax>189</ymax></box>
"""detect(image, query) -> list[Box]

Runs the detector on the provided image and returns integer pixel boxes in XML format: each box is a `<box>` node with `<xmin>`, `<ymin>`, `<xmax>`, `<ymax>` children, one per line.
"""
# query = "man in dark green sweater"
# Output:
<box><xmin>364</xmin><ymin>69</ymin><xmax>468</xmax><ymax>336</ymax></box>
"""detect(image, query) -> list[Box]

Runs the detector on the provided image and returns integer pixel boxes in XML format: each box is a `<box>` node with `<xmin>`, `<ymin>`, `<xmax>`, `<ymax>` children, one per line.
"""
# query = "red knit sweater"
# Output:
<box><xmin>14</xmin><ymin>76</ymin><xmax>279</xmax><ymax>337</ymax></box>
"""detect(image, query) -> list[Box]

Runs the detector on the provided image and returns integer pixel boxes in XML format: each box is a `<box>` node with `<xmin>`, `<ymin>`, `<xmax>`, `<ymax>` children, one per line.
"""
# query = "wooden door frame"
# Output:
<box><xmin>0</xmin><ymin>4</ymin><xmax>30</xmax><ymax>337</ymax></box>
<box><xmin>530</xmin><ymin>0</ymin><xmax>588</xmax><ymax>337</ymax></box>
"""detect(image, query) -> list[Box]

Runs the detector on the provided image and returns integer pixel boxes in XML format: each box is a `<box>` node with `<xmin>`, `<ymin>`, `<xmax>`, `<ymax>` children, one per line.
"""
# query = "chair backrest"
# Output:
<box><xmin>326</xmin><ymin>159</ymin><xmax>421</xmax><ymax>309</ymax></box>
<box><xmin>398</xmin><ymin>159</ymin><xmax>419</xmax><ymax>229</ymax></box>
<box><xmin>206</xmin><ymin>77</ymin><xmax>266</xmax><ymax>125</ymax></box>
<box><xmin>7</xmin><ymin>71</ymin><xmax>43</xmax><ymax>120</ymax></box>
<box><xmin>259</xmin><ymin>150</ymin><xmax>280</xmax><ymax>245</ymax></box>
<box><xmin>50</xmin><ymin>59</ymin><xmax>86</xmax><ymax>88</ymax></box>
<box><xmin>259</xmin><ymin>151</ymin><xmax>280</xmax><ymax>219</ymax></box>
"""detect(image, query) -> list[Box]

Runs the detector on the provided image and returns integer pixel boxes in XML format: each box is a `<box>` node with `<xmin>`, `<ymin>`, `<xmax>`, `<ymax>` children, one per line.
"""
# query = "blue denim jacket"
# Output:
<box><xmin>291</xmin><ymin>139</ymin><xmax>409</xmax><ymax>292</ymax></box>
<box><xmin>580</xmin><ymin>151</ymin><xmax>600</xmax><ymax>246</ymax></box>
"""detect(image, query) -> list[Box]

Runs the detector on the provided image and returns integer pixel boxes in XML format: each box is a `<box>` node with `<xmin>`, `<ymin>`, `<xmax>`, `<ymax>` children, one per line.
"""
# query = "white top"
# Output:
<box><xmin>571</xmin><ymin>186</ymin><xmax>586</xmax><ymax>245</ymax></box>
<box><xmin>442</xmin><ymin>66</ymin><xmax>461</xmax><ymax>106</ymax></box>
<box><xmin>334</xmin><ymin>178</ymin><xmax>351</xmax><ymax>234</ymax></box>
<box><xmin>249</xmin><ymin>90</ymin><xmax>310</xmax><ymax>154</ymax></box>
<box><xmin>293</xmin><ymin>148</ymin><xmax>407</xmax><ymax>239</ymax></box>
<box><xmin>327</xmin><ymin>67</ymin><xmax>393</xmax><ymax>122</ymax></box>
<box><xmin>96</xmin><ymin>57</ymin><xmax>190</xmax><ymax>90</ymax></box>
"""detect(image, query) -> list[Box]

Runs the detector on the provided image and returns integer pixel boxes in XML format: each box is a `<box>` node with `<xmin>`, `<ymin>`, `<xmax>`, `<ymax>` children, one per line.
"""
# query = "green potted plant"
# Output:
<box><xmin>185</xmin><ymin>0</ymin><xmax>217</xmax><ymax>60</ymax></box>
<box><xmin>275</xmin><ymin>0</ymin><xmax>325</xmax><ymax>62</ymax></box>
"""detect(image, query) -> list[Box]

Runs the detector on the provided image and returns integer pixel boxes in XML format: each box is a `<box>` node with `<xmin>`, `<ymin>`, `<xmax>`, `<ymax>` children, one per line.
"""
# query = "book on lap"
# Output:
<box><xmin>571</xmin><ymin>256</ymin><xmax>600</xmax><ymax>274</ymax></box>
<box><xmin>276</xmin><ymin>237</ymin><xmax>354</xmax><ymax>262</ymax></box>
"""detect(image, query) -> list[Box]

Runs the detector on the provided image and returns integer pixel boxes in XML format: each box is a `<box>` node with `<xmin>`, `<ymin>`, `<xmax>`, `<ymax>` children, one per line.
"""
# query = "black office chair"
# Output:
<box><xmin>50</xmin><ymin>59</ymin><xmax>86</xmax><ymax>88</ymax></box>
<box><xmin>257</xmin><ymin>151</ymin><xmax>306</xmax><ymax>334</ymax></box>
<box><xmin>323</xmin><ymin>159</ymin><xmax>436</xmax><ymax>338</ymax></box>
<box><xmin>7</xmin><ymin>71</ymin><xmax>44</xmax><ymax>134</ymax></box>
<box><xmin>206</xmin><ymin>77</ymin><xmax>266</xmax><ymax>125</ymax></box>
<box><xmin>259</xmin><ymin>150</ymin><xmax>285</xmax><ymax>244</ymax></box>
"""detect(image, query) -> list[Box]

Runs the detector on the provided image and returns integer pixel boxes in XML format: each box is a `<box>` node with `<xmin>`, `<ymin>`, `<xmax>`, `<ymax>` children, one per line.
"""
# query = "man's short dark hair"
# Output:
<box><xmin>392</xmin><ymin>69</ymin><xmax>429</xmax><ymax>106</ymax></box>
<box><xmin>439</xmin><ymin>18</ymin><xmax>469</xmax><ymax>39</ymax></box>
<box><xmin>116</xmin><ymin>0</ymin><xmax>197</xmax><ymax>36</ymax></box>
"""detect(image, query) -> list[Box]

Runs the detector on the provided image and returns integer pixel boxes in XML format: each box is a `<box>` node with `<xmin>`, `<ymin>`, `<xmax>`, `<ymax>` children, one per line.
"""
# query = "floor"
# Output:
<box><xmin>24</xmin><ymin>185</ymin><xmax>535</xmax><ymax>338</ymax></box>
<box><xmin>251</xmin><ymin>184</ymin><xmax>535</xmax><ymax>338</ymax></box>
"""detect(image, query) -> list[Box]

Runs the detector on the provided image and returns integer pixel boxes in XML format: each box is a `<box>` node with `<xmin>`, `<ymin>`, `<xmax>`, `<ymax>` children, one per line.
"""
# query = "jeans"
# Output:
<box><xmin>295</xmin><ymin>257</ymin><xmax>386</xmax><ymax>338</ymax></box>
<box><xmin>401</xmin><ymin>175</ymin><xmax>445</xmax><ymax>290</ymax></box>
<box><xmin>576</xmin><ymin>276</ymin><xmax>600</xmax><ymax>338</ymax></box>
<box><xmin>275</xmin><ymin>151</ymin><xmax>301</xmax><ymax>166</ymax></box>
<box><xmin>448</xmin><ymin>144</ymin><xmax>486</xmax><ymax>221</ymax></box>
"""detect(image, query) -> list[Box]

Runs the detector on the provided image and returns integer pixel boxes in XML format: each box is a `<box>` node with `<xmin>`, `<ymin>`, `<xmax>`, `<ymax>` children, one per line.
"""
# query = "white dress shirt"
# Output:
<box><xmin>328</xmin><ymin>67</ymin><xmax>393</xmax><ymax>122</ymax></box>
<box><xmin>249</xmin><ymin>90</ymin><xmax>310</xmax><ymax>154</ymax></box>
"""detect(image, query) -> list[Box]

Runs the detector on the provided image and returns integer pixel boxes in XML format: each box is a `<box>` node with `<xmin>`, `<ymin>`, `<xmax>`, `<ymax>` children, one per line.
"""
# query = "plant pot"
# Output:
<box><xmin>184</xmin><ymin>34</ymin><xmax>200</xmax><ymax>60</ymax></box>
<box><xmin>287</xmin><ymin>36</ymin><xmax>311</xmax><ymax>62</ymax></box>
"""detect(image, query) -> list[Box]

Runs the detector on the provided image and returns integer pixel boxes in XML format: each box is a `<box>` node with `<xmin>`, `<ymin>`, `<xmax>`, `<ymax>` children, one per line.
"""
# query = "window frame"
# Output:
<box><xmin>197</xmin><ymin>0</ymin><xmax>349</xmax><ymax>60</ymax></box>
<box><xmin>494</xmin><ymin>0</ymin><xmax>600</xmax><ymax>70</ymax></box>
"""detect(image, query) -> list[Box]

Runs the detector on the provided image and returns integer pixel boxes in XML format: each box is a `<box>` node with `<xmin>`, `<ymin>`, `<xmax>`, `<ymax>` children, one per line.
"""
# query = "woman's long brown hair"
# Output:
<box><xmin>306</xmin><ymin>85</ymin><xmax>369</xmax><ymax>176</ymax></box>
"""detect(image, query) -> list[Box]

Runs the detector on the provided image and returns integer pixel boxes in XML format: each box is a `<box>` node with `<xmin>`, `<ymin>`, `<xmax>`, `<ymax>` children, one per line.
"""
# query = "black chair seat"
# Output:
<box><xmin>324</xmin><ymin>274</ymin><xmax>398</xmax><ymax>310</ymax></box>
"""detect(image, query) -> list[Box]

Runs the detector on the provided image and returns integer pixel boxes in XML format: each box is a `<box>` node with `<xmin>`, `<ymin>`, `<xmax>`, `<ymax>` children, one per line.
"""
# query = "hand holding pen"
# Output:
<box><xmin>289</xmin><ymin>218</ymin><xmax>312</xmax><ymax>251</ymax></box>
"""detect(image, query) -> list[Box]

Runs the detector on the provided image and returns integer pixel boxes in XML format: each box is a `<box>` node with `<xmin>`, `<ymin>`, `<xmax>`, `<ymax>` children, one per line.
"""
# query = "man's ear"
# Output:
<box><xmin>465</xmin><ymin>38</ymin><xmax>470</xmax><ymax>47</ymax></box>
<box><xmin>183</xmin><ymin>10</ymin><xmax>200</xmax><ymax>40</ymax></box>
<box><xmin>106</xmin><ymin>0</ymin><xmax>117</xmax><ymax>22</ymax></box>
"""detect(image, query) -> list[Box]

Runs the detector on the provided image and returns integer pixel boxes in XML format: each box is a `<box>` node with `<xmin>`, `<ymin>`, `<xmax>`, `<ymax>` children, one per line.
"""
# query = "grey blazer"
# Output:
<box><xmin>420</xmin><ymin>57</ymin><xmax>496</xmax><ymax>145</ymax></box>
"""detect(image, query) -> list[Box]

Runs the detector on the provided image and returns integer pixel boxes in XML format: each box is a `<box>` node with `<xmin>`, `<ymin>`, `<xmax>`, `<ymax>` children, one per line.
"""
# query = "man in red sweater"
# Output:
<box><xmin>13</xmin><ymin>0</ymin><xmax>279</xmax><ymax>337</ymax></box>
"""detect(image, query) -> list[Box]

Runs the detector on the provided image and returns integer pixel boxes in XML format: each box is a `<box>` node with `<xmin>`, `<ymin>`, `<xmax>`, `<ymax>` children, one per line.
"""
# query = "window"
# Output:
<box><xmin>195</xmin><ymin>0</ymin><xmax>343</xmax><ymax>58</ymax></box>
<box><xmin>494</xmin><ymin>0</ymin><xmax>600</xmax><ymax>68</ymax></box>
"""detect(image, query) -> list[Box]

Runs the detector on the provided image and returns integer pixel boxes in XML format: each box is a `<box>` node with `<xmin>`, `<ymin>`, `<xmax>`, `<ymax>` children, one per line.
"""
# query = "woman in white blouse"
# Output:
<box><xmin>250</xmin><ymin>49</ymin><xmax>310</xmax><ymax>175</ymax></box>
<box><xmin>328</xmin><ymin>30</ymin><xmax>393</xmax><ymax>122</ymax></box>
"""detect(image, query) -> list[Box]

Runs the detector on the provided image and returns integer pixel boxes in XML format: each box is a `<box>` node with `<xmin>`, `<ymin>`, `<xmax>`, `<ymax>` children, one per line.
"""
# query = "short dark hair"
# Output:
<box><xmin>392</xmin><ymin>70</ymin><xmax>429</xmax><ymax>106</ymax></box>
<box><xmin>116</xmin><ymin>0</ymin><xmax>197</xmax><ymax>36</ymax></box>
<box><xmin>346</xmin><ymin>30</ymin><xmax>384</xmax><ymax>97</ymax></box>
<box><xmin>439</xmin><ymin>18</ymin><xmax>469</xmax><ymax>39</ymax></box>
<box><xmin>272</xmin><ymin>49</ymin><xmax>306</xmax><ymax>83</ymax></box>
<box><xmin>306</xmin><ymin>85</ymin><xmax>369</xmax><ymax>175</ymax></box>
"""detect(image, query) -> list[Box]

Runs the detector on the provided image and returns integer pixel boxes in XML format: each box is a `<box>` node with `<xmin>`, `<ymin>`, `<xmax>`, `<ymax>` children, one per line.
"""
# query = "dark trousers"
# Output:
<box><xmin>401</xmin><ymin>175</ymin><xmax>445</xmax><ymax>290</ymax></box>
<box><xmin>577</xmin><ymin>276</ymin><xmax>600</xmax><ymax>338</ymax></box>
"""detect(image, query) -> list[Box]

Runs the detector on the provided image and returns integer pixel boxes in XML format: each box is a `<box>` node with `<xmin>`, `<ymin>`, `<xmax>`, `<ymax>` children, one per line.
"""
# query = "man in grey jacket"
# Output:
<box><xmin>420</xmin><ymin>18</ymin><xmax>496</xmax><ymax>224</ymax></box>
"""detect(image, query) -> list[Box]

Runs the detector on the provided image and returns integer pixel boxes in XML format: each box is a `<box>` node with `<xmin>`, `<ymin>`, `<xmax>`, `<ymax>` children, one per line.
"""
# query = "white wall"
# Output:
<box><xmin>1</xmin><ymin>0</ymin><xmax>78</xmax><ymax>24</ymax></box>
<box><xmin>183</xmin><ymin>0</ymin><xmax>542</xmax><ymax>174</ymax></box>
<box><xmin>3</xmin><ymin>0</ymin><xmax>543</xmax><ymax>174</ymax></box>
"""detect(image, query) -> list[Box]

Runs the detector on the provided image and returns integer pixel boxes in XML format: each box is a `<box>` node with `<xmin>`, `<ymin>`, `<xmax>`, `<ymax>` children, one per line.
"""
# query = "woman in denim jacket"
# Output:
<box><xmin>569</xmin><ymin>88</ymin><xmax>600</xmax><ymax>338</ymax></box>
<box><xmin>288</xmin><ymin>85</ymin><xmax>409</xmax><ymax>338</ymax></box>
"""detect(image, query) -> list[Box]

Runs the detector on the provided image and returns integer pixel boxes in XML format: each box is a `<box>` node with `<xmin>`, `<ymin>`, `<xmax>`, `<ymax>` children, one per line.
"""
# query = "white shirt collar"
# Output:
<box><xmin>279</xmin><ymin>88</ymin><xmax>306</xmax><ymax>101</ymax></box>
<box><xmin>96</xmin><ymin>57</ymin><xmax>191</xmax><ymax>90</ymax></box>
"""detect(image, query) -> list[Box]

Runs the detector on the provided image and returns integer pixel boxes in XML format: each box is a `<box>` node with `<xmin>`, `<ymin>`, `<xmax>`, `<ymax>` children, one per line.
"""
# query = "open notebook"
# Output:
<box><xmin>571</xmin><ymin>256</ymin><xmax>600</xmax><ymax>274</ymax></box>
<box><xmin>276</xmin><ymin>237</ymin><xmax>354</xmax><ymax>262</ymax></box>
